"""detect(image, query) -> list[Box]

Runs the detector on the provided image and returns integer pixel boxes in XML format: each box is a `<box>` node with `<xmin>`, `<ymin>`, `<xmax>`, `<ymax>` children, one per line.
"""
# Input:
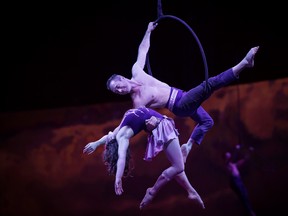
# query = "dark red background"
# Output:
<box><xmin>1</xmin><ymin>78</ymin><xmax>287</xmax><ymax>216</ymax></box>
<box><xmin>2</xmin><ymin>1</ymin><xmax>287</xmax><ymax>215</ymax></box>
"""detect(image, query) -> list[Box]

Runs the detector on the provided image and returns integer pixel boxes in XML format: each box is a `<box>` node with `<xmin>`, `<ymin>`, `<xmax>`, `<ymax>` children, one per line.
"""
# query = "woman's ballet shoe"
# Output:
<box><xmin>139</xmin><ymin>188</ymin><xmax>154</xmax><ymax>210</ymax></box>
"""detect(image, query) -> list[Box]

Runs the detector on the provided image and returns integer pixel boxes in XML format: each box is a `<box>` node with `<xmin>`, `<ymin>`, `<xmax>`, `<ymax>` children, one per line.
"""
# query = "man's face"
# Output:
<box><xmin>109</xmin><ymin>77</ymin><xmax>131</xmax><ymax>95</ymax></box>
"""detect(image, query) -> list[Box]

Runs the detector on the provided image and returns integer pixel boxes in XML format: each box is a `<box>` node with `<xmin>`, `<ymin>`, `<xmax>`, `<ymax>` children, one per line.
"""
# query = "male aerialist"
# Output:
<box><xmin>106</xmin><ymin>21</ymin><xmax>259</xmax><ymax>163</ymax></box>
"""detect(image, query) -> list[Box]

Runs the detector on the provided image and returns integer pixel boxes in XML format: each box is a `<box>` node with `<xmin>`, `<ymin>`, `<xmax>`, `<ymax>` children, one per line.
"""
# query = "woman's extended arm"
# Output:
<box><xmin>83</xmin><ymin>122</ymin><xmax>123</xmax><ymax>155</ymax></box>
<box><xmin>83</xmin><ymin>134</ymin><xmax>108</xmax><ymax>155</ymax></box>
<box><xmin>114</xmin><ymin>126</ymin><xmax>134</xmax><ymax>195</ymax></box>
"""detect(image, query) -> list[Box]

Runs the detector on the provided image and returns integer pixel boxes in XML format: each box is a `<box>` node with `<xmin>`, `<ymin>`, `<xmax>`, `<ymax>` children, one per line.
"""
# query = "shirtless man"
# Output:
<box><xmin>106</xmin><ymin>21</ymin><xmax>259</xmax><ymax>163</ymax></box>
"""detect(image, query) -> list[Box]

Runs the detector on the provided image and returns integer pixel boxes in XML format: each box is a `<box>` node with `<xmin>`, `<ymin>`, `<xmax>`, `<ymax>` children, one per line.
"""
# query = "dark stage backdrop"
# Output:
<box><xmin>1</xmin><ymin>78</ymin><xmax>288</xmax><ymax>216</ymax></box>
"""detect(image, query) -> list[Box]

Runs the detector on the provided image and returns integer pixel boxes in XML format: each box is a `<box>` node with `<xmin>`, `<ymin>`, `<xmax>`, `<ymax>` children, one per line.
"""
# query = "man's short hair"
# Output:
<box><xmin>106</xmin><ymin>74</ymin><xmax>120</xmax><ymax>90</ymax></box>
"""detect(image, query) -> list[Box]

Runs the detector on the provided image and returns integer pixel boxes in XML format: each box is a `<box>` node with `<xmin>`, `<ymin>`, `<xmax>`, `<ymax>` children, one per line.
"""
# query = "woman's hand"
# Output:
<box><xmin>83</xmin><ymin>142</ymin><xmax>97</xmax><ymax>155</ymax></box>
<box><xmin>145</xmin><ymin>116</ymin><xmax>160</xmax><ymax>132</ymax></box>
<box><xmin>114</xmin><ymin>177</ymin><xmax>123</xmax><ymax>195</ymax></box>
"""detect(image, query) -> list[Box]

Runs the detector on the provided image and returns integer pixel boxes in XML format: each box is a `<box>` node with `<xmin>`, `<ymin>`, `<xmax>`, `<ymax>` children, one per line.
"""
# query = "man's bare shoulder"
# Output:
<box><xmin>133</xmin><ymin>67</ymin><xmax>169</xmax><ymax>88</ymax></box>
<box><xmin>132</xmin><ymin>63</ymin><xmax>152</xmax><ymax>79</ymax></box>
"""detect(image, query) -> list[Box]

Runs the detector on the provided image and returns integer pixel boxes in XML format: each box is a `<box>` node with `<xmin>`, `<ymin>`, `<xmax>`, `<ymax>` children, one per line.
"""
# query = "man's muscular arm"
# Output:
<box><xmin>132</xmin><ymin>22</ymin><xmax>157</xmax><ymax>76</ymax></box>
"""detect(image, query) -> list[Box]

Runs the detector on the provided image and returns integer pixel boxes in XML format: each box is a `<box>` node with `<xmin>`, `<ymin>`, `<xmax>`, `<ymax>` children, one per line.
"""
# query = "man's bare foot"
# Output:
<box><xmin>181</xmin><ymin>144</ymin><xmax>190</xmax><ymax>163</ymax></box>
<box><xmin>139</xmin><ymin>188</ymin><xmax>154</xmax><ymax>210</ymax></box>
<box><xmin>188</xmin><ymin>193</ymin><xmax>205</xmax><ymax>209</ymax></box>
<box><xmin>245</xmin><ymin>46</ymin><xmax>259</xmax><ymax>68</ymax></box>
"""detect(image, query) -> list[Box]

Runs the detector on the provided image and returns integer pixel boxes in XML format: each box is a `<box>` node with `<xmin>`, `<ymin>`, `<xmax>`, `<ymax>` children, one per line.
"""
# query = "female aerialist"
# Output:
<box><xmin>83</xmin><ymin>106</ymin><xmax>205</xmax><ymax>210</ymax></box>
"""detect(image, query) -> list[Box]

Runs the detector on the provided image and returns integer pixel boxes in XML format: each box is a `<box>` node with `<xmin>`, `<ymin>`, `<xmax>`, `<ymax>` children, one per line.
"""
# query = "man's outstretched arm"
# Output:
<box><xmin>132</xmin><ymin>22</ymin><xmax>158</xmax><ymax>74</ymax></box>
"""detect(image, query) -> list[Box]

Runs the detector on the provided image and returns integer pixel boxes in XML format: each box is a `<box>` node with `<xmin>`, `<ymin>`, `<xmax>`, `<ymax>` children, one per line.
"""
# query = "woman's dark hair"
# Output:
<box><xmin>103</xmin><ymin>139</ymin><xmax>133</xmax><ymax>177</ymax></box>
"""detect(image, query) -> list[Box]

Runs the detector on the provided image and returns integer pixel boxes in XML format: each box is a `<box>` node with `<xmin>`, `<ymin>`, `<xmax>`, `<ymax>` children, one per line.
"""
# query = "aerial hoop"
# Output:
<box><xmin>146</xmin><ymin>0</ymin><xmax>209</xmax><ymax>89</ymax></box>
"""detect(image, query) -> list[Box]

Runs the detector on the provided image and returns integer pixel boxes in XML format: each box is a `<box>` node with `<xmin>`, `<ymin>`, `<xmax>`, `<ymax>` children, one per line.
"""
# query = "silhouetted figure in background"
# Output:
<box><xmin>224</xmin><ymin>145</ymin><xmax>256</xmax><ymax>216</ymax></box>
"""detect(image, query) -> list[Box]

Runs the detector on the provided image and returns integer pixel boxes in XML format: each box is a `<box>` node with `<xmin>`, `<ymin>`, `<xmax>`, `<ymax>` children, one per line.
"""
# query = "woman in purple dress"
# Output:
<box><xmin>83</xmin><ymin>106</ymin><xmax>205</xmax><ymax>210</ymax></box>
